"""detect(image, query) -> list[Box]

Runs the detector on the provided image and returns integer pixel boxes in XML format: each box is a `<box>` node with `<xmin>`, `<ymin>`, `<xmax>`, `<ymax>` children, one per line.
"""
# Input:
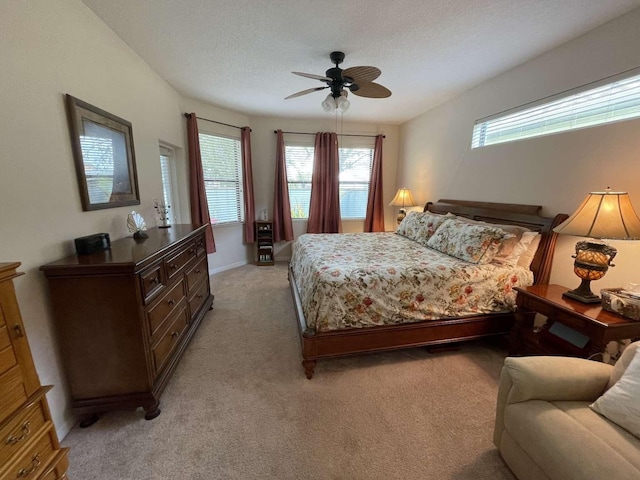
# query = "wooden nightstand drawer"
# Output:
<box><xmin>0</xmin><ymin>396</ymin><xmax>47</xmax><ymax>466</ymax></box>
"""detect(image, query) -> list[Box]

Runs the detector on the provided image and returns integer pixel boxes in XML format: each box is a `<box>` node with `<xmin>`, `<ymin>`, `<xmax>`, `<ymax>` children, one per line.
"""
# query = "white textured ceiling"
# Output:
<box><xmin>81</xmin><ymin>0</ymin><xmax>640</xmax><ymax>124</ymax></box>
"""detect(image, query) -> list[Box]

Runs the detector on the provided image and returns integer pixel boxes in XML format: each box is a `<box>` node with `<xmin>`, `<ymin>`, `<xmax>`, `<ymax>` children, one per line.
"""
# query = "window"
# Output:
<box><xmin>199</xmin><ymin>132</ymin><xmax>244</xmax><ymax>224</ymax></box>
<box><xmin>159</xmin><ymin>145</ymin><xmax>175</xmax><ymax>209</ymax></box>
<box><xmin>338</xmin><ymin>147</ymin><xmax>374</xmax><ymax>219</ymax></box>
<box><xmin>472</xmin><ymin>69</ymin><xmax>640</xmax><ymax>149</ymax></box>
<box><xmin>284</xmin><ymin>141</ymin><xmax>374</xmax><ymax>220</ymax></box>
<box><xmin>285</xmin><ymin>145</ymin><xmax>314</xmax><ymax>219</ymax></box>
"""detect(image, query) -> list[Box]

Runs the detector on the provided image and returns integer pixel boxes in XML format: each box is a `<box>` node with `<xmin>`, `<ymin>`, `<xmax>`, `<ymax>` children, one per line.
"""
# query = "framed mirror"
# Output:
<box><xmin>65</xmin><ymin>94</ymin><xmax>140</xmax><ymax>211</ymax></box>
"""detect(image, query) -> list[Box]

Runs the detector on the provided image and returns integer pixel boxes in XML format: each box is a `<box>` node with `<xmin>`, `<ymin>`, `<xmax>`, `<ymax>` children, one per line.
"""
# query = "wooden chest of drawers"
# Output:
<box><xmin>0</xmin><ymin>263</ymin><xmax>69</xmax><ymax>480</ymax></box>
<box><xmin>40</xmin><ymin>225</ymin><xmax>213</xmax><ymax>424</ymax></box>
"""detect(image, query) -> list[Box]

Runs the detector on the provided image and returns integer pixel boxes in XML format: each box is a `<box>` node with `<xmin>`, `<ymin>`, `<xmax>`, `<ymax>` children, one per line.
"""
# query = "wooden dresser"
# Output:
<box><xmin>40</xmin><ymin>225</ymin><xmax>213</xmax><ymax>425</ymax></box>
<box><xmin>0</xmin><ymin>263</ymin><xmax>69</xmax><ymax>479</ymax></box>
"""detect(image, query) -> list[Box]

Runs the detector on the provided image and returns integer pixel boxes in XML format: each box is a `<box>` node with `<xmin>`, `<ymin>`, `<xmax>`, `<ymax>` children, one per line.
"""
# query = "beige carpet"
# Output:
<box><xmin>63</xmin><ymin>262</ymin><xmax>516</xmax><ymax>480</ymax></box>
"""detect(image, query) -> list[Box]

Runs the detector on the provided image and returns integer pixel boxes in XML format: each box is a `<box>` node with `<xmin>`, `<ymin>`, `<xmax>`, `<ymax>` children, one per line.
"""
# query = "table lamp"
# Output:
<box><xmin>389</xmin><ymin>188</ymin><xmax>418</xmax><ymax>224</ymax></box>
<box><xmin>553</xmin><ymin>188</ymin><xmax>640</xmax><ymax>303</ymax></box>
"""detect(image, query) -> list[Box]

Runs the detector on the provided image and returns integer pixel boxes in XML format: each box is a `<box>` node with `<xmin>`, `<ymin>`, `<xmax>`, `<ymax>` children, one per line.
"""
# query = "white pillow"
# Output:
<box><xmin>516</xmin><ymin>233</ymin><xmax>541</xmax><ymax>269</ymax></box>
<box><xmin>590</xmin><ymin>349</ymin><xmax>640</xmax><ymax>438</ymax></box>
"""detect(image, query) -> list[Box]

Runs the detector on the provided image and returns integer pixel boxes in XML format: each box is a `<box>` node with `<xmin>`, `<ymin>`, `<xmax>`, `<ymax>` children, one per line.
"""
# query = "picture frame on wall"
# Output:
<box><xmin>65</xmin><ymin>94</ymin><xmax>140</xmax><ymax>211</ymax></box>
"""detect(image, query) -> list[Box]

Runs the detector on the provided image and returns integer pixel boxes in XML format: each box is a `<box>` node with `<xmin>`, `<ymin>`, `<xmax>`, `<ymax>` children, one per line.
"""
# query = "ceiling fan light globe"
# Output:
<box><xmin>336</xmin><ymin>96</ymin><xmax>350</xmax><ymax>113</ymax></box>
<box><xmin>321</xmin><ymin>94</ymin><xmax>336</xmax><ymax>112</ymax></box>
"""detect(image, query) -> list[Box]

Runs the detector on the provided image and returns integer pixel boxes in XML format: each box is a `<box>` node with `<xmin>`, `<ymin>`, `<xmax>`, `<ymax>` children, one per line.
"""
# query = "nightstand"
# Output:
<box><xmin>509</xmin><ymin>284</ymin><xmax>640</xmax><ymax>360</ymax></box>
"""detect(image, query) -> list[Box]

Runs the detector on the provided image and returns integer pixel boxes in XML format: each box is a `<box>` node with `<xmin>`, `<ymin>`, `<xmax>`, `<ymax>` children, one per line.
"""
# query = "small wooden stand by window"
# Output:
<box><xmin>255</xmin><ymin>220</ymin><xmax>274</xmax><ymax>266</ymax></box>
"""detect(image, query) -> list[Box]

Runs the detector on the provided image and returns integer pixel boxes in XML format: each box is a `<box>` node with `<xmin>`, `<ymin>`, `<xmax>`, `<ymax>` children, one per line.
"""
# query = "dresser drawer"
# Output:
<box><xmin>145</xmin><ymin>279</ymin><xmax>186</xmax><ymax>341</ymax></box>
<box><xmin>0</xmin><ymin>324</ymin><xmax>17</xmax><ymax>376</ymax></box>
<box><xmin>0</xmin><ymin>366</ymin><xmax>28</xmax><ymax>417</ymax></box>
<box><xmin>37</xmin><ymin>448</ymin><xmax>69</xmax><ymax>480</ymax></box>
<box><xmin>164</xmin><ymin>242</ymin><xmax>197</xmax><ymax>281</ymax></box>
<box><xmin>188</xmin><ymin>276</ymin><xmax>209</xmax><ymax>320</ymax></box>
<box><xmin>139</xmin><ymin>262</ymin><xmax>165</xmax><ymax>305</ymax></box>
<box><xmin>0</xmin><ymin>397</ymin><xmax>47</xmax><ymax>466</ymax></box>
<box><xmin>185</xmin><ymin>257</ymin><xmax>208</xmax><ymax>293</ymax></box>
<box><xmin>151</xmin><ymin>308</ymin><xmax>189</xmax><ymax>377</ymax></box>
<box><xmin>194</xmin><ymin>233</ymin><xmax>206</xmax><ymax>257</ymax></box>
<box><xmin>4</xmin><ymin>424</ymin><xmax>56</xmax><ymax>480</ymax></box>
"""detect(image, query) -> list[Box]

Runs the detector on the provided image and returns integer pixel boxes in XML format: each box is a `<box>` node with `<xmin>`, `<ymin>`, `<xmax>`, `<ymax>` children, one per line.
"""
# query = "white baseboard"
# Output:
<box><xmin>209</xmin><ymin>260</ymin><xmax>249</xmax><ymax>275</ymax></box>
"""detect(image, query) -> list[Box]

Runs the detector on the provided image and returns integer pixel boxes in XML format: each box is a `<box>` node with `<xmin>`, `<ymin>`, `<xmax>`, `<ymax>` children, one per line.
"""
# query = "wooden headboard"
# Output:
<box><xmin>424</xmin><ymin>199</ymin><xmax>568</xmax><ymax>285</ymax></box>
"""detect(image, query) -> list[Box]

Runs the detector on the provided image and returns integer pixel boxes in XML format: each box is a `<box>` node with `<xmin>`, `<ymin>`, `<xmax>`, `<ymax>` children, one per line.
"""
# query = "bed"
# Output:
<box><xmin>288</xmin><ymin>199</ymin><xmax>568</xmax><ymax>378</ymax></box>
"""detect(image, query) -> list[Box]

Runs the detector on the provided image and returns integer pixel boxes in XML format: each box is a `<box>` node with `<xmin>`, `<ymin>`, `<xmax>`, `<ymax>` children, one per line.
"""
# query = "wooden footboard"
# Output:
<box><xmin>289</xmin><ymin>199</ymin><xmax>568</xmax><ymax>379</ymax></box>
<box><xmin>290</xmin><ymin>264</ymin><xmax>519</xmax><ymax>379</ymax></box>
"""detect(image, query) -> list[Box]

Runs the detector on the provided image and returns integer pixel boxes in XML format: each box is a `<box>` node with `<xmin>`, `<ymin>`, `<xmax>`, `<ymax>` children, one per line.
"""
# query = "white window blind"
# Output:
<box><xmin>284</xmin><ymin>143</ymin><xmax>374</xmax><ymax>220</ymax></box>
<box><xmin>199</xmin><ymin>132</ymin><xmax>244</xmax><ymax>224</ymax></box>
<box><xmin>338</xmin><ymin>147</ymin><xmax>373</xmax><ymax>219</ymax></box>
<box><xmin>80</xmin><ymin>136</ymin><xmax>114</xmax><ymax>204</ymax></box>
<box><xmin>159</xmin><ymin>146</ymin><xmax>174</xmax><ymax>209</ymax></box>
<box><xmin>472</xmin><ymin>69</ymin><xmax>640</xmax><ymax>149</ymax></box>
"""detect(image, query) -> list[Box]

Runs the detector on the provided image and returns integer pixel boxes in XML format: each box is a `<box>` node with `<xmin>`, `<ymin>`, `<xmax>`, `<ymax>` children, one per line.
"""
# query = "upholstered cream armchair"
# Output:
<box><xmin>494</xmin><ymin>342</ymin><xmax>640</xmax><ymax>480</ymax></box>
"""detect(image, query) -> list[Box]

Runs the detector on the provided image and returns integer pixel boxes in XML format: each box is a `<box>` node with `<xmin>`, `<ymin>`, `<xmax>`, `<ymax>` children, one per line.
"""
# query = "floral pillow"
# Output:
<box><xmin>396</xmin><ymin>212</ymin><xmax>455</xmax><ymax>246</ymax></box>
<box><xmin>426</xmin><ymin>218</ymin><xmax>514</xmax><ymax>264</ymax></box>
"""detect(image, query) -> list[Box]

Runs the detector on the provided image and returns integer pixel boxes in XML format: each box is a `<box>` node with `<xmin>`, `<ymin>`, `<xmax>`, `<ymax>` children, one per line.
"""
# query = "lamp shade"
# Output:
<box><xmin>553</xmin><ymin>190</ymin><xmax>640</xmax><ymax>240</ymax></box>
<box><xmin>389</xmin><ymin>188</ymin><xmax>417</xmax><ymax>208</ymax></box>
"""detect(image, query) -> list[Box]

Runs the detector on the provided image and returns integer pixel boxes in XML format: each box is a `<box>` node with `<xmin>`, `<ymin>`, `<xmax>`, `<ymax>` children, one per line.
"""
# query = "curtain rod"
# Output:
<box><xmin>184</xmin><ymin>113</ymin><xmax>250</xmax><ymax>131</ymax></box>
<box><xmin>274</xmin><ymin>130</ymin><xmax>385</xmax><ymax>138</ymax></box>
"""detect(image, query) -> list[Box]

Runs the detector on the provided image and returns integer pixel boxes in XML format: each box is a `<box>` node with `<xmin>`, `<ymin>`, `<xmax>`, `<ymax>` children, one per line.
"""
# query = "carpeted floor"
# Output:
<box><xmin>62</xmin><ymin>262</ymin><xmax>516</xmax><ymax>479</ymax></box>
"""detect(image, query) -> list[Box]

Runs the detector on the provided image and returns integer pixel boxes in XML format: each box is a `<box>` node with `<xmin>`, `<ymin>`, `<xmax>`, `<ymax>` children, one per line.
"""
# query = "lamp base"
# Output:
<box><xmin>562</xmin><ymin>279</ymin><xmax>601</xmax><ymax>303</ymax></box>
<box><xmin>396</xmin><ymin>208</ymin><xmax>407</xmax><ymax>225</ymax></box>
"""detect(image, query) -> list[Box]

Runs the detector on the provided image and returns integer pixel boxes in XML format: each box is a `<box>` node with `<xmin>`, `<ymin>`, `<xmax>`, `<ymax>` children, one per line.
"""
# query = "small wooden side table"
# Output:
<box><xmin>510</xmin><ymin>284</ymin><xmax>640</xmax><ymax>360</ymax></box>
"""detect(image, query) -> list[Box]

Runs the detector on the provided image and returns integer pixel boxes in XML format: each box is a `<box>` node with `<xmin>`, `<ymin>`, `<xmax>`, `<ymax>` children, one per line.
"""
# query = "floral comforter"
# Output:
<box><xmin>290</xmin><ymin>232</ymin><xmax>534</xmax><ymax>332</ymax></box>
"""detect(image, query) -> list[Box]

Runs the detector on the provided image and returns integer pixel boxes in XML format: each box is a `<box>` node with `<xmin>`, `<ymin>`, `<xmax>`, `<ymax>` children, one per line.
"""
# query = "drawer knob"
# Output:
<box><xmin>170</xmin><ymin>264</ymin><xmax>178</xmax><ymax>270</ymax></box>
<box><xmin>171</xmin><ymin>331</ymin><xmax>179</xmax><ymax>339</ymax></box>
<box><xmin>195</xmin><ymin>269</ymin><xmax>202</xmax><ymax>274</ymax></box>
<box><xmin>189</xmin><ymin>248</ymin><xmax>196</xmax><ymax>255</ymax></box>
<box><xmin>17</xmin><ymin>454</ymin><xmax>40</xmax><ymax>478</ymax></box>
<box><xmin>168</xmin><ymin>299</ymin><xmax>175</xmax><ymax>306</ymax></box>
<box><xmin>150</xmin><ymin>277</ymin><xmax>158</xmax><ymax>284</ymax></box>
<box><xmin>196</xmin><ymin>294</ymin><xmax>203</xmax><ymax>299</ymax></box>
<box><xmin>13</xmin><ymin>325</ymin><xmax>24</xmax><ymax>338</ymax></box>
<box><xmin>6</xmin><ymin>421</ymin><xmax>31</xmax><ymax>445</ymax></box>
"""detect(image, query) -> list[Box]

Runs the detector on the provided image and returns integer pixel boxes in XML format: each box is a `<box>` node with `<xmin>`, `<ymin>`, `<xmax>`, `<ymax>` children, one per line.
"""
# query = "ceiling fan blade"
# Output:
<box><xmin>343</xmin><ymin>66</ymin><xmax>381</xmax><ymax>84</ymax></box>
<box><xmin>351</xmin><ymin>82</ymin><xmax>392</xmax><ymax>98</ymax></box>
<box><xmin>292</xmin><ymin>71</ymin><xmax>332</xmax><ymax>82</ymax></box>
<box><xmin>285</xmin><ymin>86</ymin><xmax>327</xmax><ymax>100</ymax></box>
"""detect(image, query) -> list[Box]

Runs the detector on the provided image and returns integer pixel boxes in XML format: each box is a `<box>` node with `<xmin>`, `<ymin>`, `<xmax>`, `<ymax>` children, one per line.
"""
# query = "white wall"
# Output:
<box><xmin>399</xmin><ymin>7</ymin><xmax>640</xmax><ymax>291</ymax></box>
<box><xmin>0</xmin><ymin>0</ymin><xmax>187</xmax><ymax>438</ymax></box>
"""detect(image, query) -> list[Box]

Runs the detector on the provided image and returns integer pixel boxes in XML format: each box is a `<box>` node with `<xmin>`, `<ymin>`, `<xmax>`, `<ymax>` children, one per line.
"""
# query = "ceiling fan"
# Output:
<box><xmin>285</xmin><ymin>51</ymin><xmax>391</xmax><ymax>112</ymax></box>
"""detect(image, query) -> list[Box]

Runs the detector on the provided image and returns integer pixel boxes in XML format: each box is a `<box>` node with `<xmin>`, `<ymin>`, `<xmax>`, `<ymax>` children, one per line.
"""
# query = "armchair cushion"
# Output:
<box><xmin>503</xmin><ymin>356</ymin><xmax>613</xmax><ymax>404</ymax></box>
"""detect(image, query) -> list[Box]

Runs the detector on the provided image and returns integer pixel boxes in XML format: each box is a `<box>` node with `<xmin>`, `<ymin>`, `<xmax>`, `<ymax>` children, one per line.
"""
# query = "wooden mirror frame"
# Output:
<box><xmin>65</xmin><ymin>94</ymin><xmax>140</xmax><ymax>211</ymax></box>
